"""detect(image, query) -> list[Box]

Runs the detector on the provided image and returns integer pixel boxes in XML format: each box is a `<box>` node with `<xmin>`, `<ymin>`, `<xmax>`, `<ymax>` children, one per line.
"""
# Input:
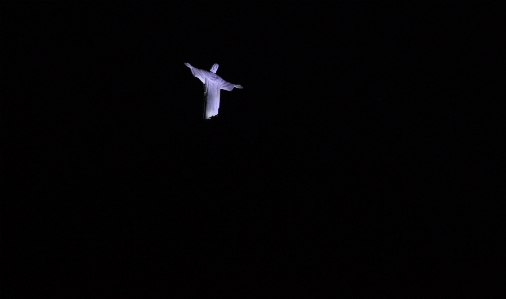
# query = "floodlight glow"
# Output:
<box><xmin>185</xmin><ymin>63</ymin><xmax>243</xmax><ymax>119</ymax></box>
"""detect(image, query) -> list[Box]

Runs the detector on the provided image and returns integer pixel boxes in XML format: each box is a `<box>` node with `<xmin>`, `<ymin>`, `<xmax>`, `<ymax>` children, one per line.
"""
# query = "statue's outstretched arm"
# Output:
<box><xmin>221</xmin><ymin>81</ymin><xmax>243</xmax><ymax>91</ymax></box>
<box><xmin>185</xmin><ymin>63</ymin><xmax>206</xmax><ymax>84</ymax></box>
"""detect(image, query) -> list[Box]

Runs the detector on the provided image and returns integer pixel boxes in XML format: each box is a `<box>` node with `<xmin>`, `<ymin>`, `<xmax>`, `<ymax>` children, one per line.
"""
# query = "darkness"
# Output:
<box><xmin>2</xmin><ymin>1</ymin><xmax>503</xmax><ymax>297</ymax></box>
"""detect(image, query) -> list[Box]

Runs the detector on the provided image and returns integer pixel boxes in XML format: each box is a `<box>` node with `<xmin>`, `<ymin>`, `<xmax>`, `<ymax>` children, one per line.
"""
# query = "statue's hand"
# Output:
<box><xmin>184</xmin><ymin>63</ymin><xmax>192</xmax><ymax>68</ymax></box>
<box><xmin>234</xmin><ymin>85</ymin><xmax>243</xmax><ymax>89</ymax></box>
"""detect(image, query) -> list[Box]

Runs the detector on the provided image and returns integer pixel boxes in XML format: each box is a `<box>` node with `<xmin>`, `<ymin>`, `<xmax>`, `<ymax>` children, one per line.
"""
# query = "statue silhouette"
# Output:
<box><xmin>185</xmin><ymin>63</ymin><xmax>243</xmax><ymax>119</ymax></box>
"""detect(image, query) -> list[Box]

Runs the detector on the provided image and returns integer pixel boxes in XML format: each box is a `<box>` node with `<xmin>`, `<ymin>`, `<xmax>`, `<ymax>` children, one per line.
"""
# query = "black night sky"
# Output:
<box><xmin>3</xmin><ymin>1</ymin><xmax>503</xmax><ymax>297</ymax></box>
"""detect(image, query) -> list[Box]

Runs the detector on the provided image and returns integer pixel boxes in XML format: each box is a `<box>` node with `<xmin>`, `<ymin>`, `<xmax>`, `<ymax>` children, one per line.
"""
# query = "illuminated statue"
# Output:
<box><xmin>185</xmin><ymin>63</ymin><xmax>243</xmax><ymax>119</ymax></box>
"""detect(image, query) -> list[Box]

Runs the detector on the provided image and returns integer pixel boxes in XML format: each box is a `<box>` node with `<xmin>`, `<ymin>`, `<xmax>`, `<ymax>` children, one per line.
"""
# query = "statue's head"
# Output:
<box><xmin>210</xmin><ymin>63</ymin><xmax>219</xmax><ymax>73</ymax></box>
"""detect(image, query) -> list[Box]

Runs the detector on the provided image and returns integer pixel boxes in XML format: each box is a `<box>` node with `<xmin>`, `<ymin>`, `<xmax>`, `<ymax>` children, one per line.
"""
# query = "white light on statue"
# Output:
<box><xmin>185</xmin><ymin>63</ymin><xmax>243</xmax><ymax>119</ymax></box>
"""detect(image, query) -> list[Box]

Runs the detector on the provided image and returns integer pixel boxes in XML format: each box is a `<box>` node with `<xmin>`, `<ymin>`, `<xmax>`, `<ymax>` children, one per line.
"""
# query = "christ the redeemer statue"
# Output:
<box><xmin>185</xmin><ymin>63</ymin><xmax>243</xmax><ymax>119</ymax></box>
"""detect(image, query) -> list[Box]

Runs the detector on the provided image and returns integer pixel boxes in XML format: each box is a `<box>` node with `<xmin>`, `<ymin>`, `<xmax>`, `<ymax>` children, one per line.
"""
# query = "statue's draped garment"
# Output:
<box><xmin>187</xmin><ymin>66</ymin><xmax>238</xmax><ymax>119</ymax></box>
